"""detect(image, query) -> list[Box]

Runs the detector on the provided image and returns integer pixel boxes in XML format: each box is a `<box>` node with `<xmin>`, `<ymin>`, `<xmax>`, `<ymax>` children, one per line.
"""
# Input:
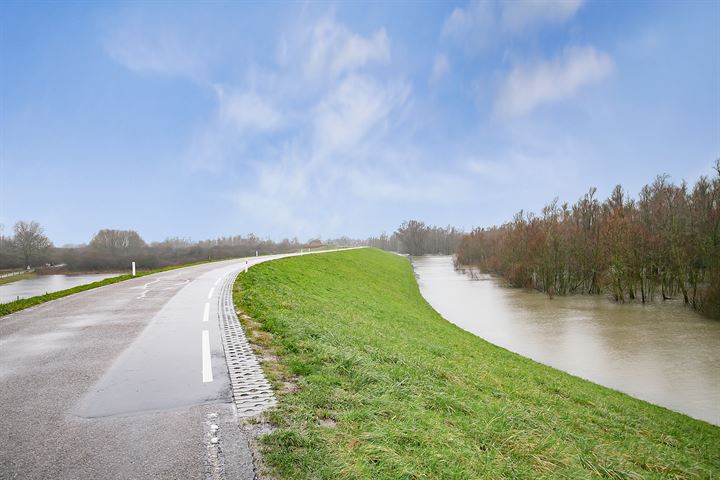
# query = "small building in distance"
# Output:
<box><xmin>304</xmin><ymin>239</ymin><xmax>324</xmax><ymax>249</ymax></box>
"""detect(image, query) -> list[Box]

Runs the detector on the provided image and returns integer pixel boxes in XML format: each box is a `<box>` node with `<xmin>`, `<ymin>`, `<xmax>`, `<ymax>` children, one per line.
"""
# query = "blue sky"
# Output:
<box><xmin>1</xmin><ymin>1</ymin><xmax>718</xmax><ymax>245</ymax></box>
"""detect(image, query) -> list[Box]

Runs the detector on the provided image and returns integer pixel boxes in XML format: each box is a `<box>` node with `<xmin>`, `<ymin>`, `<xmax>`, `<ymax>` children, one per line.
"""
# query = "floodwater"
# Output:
<box><xmin>0</xmin><ymin>274</ymin><xmax>119</xmax><ymax>304</ymax></box>
<box><xmin>412</xmin><ymin>255</ymin><xmax>720</xmax><ymax>425</ymax></box>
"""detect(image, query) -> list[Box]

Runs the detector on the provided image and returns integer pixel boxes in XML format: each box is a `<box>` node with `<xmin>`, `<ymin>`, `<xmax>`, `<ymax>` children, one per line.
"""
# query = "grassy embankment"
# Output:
<box><xmin>0</xmin><ymin>260</ymin><xmax>221</xmax><ymax>317</ymax></box>
<box><xmin>0</xmin><ymin>272</ymin><xmax>36</xmax><ymax>286</ymax></box>
<box><xmin>234</xmin><ymin>248</ymin><xmax>719</xmax><ymax>479</ymax></box>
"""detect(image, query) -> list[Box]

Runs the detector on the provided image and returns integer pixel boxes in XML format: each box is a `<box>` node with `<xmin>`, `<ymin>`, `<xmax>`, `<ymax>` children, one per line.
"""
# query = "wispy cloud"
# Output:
<box><xmin>442</xmin><ymin>0</ymin><xmax>584</xmax><ymax>54</ymax></box>
<box><xmin>103</xmin><ymin>11</ymin><xmax>213</xmax><ymax>80</ymax></box>
<box><xmin>217</xmin><ymin>89</ymin><xmax>283</xmax><ymax>132</ymax></box>
<box><xmin>151</xmin><ymin>14</ymin><xmax>454</xmax><ymax>235</ymax></box>
<box><xmin>101</xmin><ymin>5</ymin><xmax>612</xmax><ymax>237</ymax></box>
<box><xmin>304</xmin><ymin>16</ymin><xmax>391</xmax><ymax>79</ymax></box>
<box><xmin>495</xmin><ymin>46</ymin><xmax>614</xmax><ymax>117</ymax></box>
<box><xmin>431</xmin><ymin>53</ymin><xmax>450</xmax><ymax>82</ymax></box>
<box><xmin>442</xmin><ymin>0</ymin><xmax>495</xmax><ymax>54</ymax></box>
<box><xmin>501</xmin><ymin>0</ymin><xmax>583</xmax><ymax>33</ymax></box>
<box><xmin>312</xmin><ymin>74</ymin><xmax>410</xmax><ymax>156</ymax></box>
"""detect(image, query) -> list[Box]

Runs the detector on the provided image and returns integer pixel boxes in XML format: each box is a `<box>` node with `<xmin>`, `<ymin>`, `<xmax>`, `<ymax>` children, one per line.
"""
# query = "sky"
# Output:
<box><xmin>1</xmin><ymin>0</ymin><xmax>718</xmax><ymax>245</ymax></box>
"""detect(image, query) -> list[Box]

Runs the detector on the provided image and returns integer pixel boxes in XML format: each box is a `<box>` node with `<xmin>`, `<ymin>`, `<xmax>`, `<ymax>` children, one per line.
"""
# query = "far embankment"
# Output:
<box><xmin>234</xmin><ymin>248</ymin><xmax>719</xmax><ymax>479</ymax></box>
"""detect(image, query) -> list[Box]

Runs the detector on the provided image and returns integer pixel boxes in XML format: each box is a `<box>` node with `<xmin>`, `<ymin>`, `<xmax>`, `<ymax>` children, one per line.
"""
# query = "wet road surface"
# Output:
<box><xmin>0</xmin><ymin>252</ymin><xmax>333</xmax><ymax>479</ymax></box>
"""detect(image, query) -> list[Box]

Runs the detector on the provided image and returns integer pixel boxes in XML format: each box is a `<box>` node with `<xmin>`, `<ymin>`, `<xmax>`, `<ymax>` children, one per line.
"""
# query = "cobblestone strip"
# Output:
<box><xmin>218</xmin><ymin>272</ymin><xmax>276</xmax><ymax>418</ymax></box>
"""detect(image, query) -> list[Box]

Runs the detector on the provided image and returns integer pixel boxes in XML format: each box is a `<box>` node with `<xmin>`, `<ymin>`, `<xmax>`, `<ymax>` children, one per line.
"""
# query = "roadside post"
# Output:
<box><xmin>131</xmin><ymin>261</ymin><xmax>136</xmax><ymax>276</ymax></box>
<box><xmin>245</xmin><ymin>260</ymin><xmax>248</xmax><ymax>273</ymax></box>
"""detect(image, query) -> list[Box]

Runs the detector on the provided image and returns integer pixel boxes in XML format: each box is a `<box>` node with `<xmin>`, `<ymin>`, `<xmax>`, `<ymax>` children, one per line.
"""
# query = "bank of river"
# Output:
<box><xmin>0</xmin><ymin>273</ymin><xmax>119</xmax><ymax>304</ymax></box>
<box><xmin>413</xmin><ymin>255</ymin><xmax>720</xmax><ymax>425</ymax></box>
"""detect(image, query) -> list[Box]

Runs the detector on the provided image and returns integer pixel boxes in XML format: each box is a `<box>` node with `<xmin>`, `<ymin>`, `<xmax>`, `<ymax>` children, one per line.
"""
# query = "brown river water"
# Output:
<box><xmin>412</xmin><ymin>255</ymin><xmax>720</xmax><ymax>425</ymax></box>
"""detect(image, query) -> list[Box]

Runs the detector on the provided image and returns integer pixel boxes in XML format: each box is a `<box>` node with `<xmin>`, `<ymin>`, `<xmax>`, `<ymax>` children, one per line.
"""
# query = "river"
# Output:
<box><xmin>412</xmin><ymin>255</ymin><xmax>720</xmax><ymax>425</ymax></box>
<box><xmin>0</xmin><ymin>274</ymin><xmax>119</xmax><ymax>304</ymax></box>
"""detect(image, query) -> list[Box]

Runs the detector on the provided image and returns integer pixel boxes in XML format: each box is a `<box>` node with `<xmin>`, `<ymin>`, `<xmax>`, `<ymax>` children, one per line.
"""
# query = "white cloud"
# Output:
<box><xmin>106</xmin><ymin>32</ymin><xmax>203</xmax><ymax>78</ymax></box>
<box><xmin>495</xmin><ymin>46</ymin><xmax>614</xmax><ymax>117</ymax></box>
<box><xmin>442</xmin><ymin>1</ymin><xmax>495</xmax><ymax>53</ymax></box>
<box><xmin>431</xmin><ymin>53</ymin><xmax>451</xmax><ymax>81</ymax></box>
<box><xmin>346</xmin><ymin>165</ymin><xmax>467</xmax><ymax>203</ymax></box>
<box><xmin>184</xmin><ymin>88</ymin><xmax>284</xmax><ymax>173</ymax></box>
<box><xmin>501</xmin><ymin>0</ymin><xmax>583</xmax><ymax>33</ymax></box>
<box><xmin>442</xmin><ymin>0</ymin><xmax>584</xmax><ymax>53</ymax></box>
<box><xmin>313</xmin><ymin>75</ymin><xmax>410</xmax><ymax>155</ymax></box>
<box><xmin>305</xmin><ymin>17</ymin><xmax>391</xmax><ymax>79</ymax></box>
<box><xmin>107</xmin><ymin>11</ymin><xmax>463</xmax><ymax>237</ymax></box>
<box><xmin>217</xmin><ymin>89</ymin><xmax>283</xmax><ymax>132</ymax></box>
<box><xmin>103</xmin><ymin>12</ymin><xmax>213</xmax><ymax>80</ymax></box>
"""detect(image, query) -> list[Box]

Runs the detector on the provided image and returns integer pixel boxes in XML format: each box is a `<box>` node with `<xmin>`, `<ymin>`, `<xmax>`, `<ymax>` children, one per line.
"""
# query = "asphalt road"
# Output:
<box><xmin>0</xmin><ymin>253</ymin><xmax>302</xmax><ymax>479</ymax></box>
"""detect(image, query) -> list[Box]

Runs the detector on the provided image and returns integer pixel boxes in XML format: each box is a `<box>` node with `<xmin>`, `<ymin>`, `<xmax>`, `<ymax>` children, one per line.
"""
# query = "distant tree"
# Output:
<box><xmin>395</xmin><ymin>220</ymin><xmax>429</xmax><ymax>256</ymax></box>
<box><xmin>89</xmin><ymin>229</ymin><xmax>146</xmax><ymax>254</ymax></box>
<box><xmin>13</xmin><ymin>221</ymin><xmax>52</xmax><ymax>268</ymax></box>
<box><xmin>0</xmin><ymin>223</ymin><xmax>18</xmax><ymax>268</ymax></box>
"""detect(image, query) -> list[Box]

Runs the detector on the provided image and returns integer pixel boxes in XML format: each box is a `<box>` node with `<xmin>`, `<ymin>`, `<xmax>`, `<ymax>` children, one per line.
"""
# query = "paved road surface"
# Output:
<box><xmin>0</xmin><ymin>253</ymin><xmax>316</xmax><ymax>479</ymax></box>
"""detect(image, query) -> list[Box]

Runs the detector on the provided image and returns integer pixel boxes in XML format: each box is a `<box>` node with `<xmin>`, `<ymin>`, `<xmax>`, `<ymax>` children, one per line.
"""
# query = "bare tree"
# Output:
<box><xmin>395</xmin><ymin>220</ymin><xmax>429</xmax><ymax>256</ymax></box>
<box><xmin>13</xmin><ymin>221</ymin><xmax>52</xmax><ymax>268</ymax></box>
<box><xmin>455</xmin><ymin>165</ymin><xmax>720</xmax><ymax>319</ymax></box>
<box><xmin>89</xmin><ymin>229</ymin><xmax>146</xmax><ymax>254</ymax></box>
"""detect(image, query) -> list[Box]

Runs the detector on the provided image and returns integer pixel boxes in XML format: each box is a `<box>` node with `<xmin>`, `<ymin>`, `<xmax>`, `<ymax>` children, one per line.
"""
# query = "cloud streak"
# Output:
<box><xmin>501</xmin><ymin>0</ymin><xmax>583</xmax><ymax>33</ymax></box>
<box><xmin>431</xmin><ymin>53</ymin><xmax>450</xmax><ymax>81</ymax></box>
<box><xmin>495</xmin><ymin>46</ymin><xmax>614</xmax><ymax>117</ymax></box>
<box><xmin>442</xmin><ymin>0</ymin><xmax>584</xmax><ymax>54</ymax></box>
<box><xmin>304</xmin><ymin>17</ymin><xmax>391</xmax><ymax>79</ymax></box>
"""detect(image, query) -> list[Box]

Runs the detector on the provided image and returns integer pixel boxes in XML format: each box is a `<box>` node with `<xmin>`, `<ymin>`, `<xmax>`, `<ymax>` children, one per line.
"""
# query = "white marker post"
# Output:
<box><xmin>131</xmin><ymin>261</ymin><xmax>136</xmax><ymax>276</ymax></box>
<box><xmin>255</xmin><ymin>250</ymin><xmax>258</xmax><ymax>257</ymax></box>
<box><xmin>245</xmin><ymin>260</ymin><xmax>248</xmax><ymax>273</ymax></box>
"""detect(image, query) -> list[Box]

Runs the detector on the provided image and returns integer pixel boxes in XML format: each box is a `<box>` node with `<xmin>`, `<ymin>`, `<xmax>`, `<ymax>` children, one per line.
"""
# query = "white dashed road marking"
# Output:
<box><xmin>202</xmin><ymin>303</ymin><xmax>209</xmax><ymax>323</ymax></box>
<box><xmin>202</xmin><ymin>330</ymin><xmax>213</xmax><ymax>383</ymax></box>
<box><xmin>207</xmin><ymin>287</ymin><xmax>214</xmax><ymax>300</ymax></box>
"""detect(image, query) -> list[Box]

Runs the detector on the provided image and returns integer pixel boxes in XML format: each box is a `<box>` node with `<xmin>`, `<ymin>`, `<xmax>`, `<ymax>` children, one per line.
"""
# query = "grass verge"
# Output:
<box><xmin>234</xmin><ymin>248</ymin><xmax>719</xmax><ymax>479</ymax></box>
<box><xmin>0</xmin><ymin>260</ymin><xmax>219</xmax><ymax>317</ymax></box>
<box><xmin>0</xmin><ymin>272</ymin><xmax>36</xmax><ymax>285</ymax></box>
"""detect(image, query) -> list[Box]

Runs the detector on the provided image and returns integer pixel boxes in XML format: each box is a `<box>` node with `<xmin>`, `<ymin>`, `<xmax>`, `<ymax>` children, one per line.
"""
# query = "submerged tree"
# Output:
<box><xmin>456</xmin><ymin>162</ymin><xmax>720</xmax><ymax>319</ymax></box>
<box><xmin>395</xmin><ymin>220</ymin><xmax>428</xmax><ymax>256</ymax></box>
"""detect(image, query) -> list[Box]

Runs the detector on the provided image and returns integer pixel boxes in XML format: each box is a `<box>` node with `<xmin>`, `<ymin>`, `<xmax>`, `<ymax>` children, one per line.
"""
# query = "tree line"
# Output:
<box><xmin>368</xmin><ymin>220</ymin><xmax>464</xmax><ymax>256</ymax></box>
<box><xmin>456</xmin><ymin>162</ymin><xmax>720</xmax><ymax>319</ymax></box>
<box><xmin>0</xmin><ymin>226</ymin><xmax>318</xmax><ymax>272</ymax></box>
<box><xmin>0</xmin><ymin>218</ymin><xmax>464</xmax><ymax>273</ymax></box>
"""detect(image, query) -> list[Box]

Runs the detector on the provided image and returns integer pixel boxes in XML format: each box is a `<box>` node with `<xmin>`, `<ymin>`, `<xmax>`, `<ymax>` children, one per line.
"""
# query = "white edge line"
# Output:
<box><xmin>207</xmin><ymin>287</ymin><xmax>215</xmax><ymax>299</ymax></box>
<box><xmin>202</xmin><ymin>302</ymin><xmax>210</xmax><ymax>322</ymax></box>
<box><xmin>202</xmin><ymin>330</ymin><xmax>213</xmax><ymax>383</ymax></box>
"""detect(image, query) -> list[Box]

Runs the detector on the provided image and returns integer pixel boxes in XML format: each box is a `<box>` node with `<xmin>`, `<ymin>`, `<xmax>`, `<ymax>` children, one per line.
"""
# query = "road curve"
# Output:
<box><xmin>0</xmin><ymin>250</ymin><xmax>344</xmax><ymax>479</ymax></box>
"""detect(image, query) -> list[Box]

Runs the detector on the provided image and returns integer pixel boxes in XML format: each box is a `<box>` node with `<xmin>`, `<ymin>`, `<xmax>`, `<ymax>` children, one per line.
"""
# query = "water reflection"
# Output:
<box><xmin>0</xmin><ymin>274</ymin><xmax>118</xmax><ymax>304</ymax></box>
<box><xmin>413</xmin><ymin>255</ymin><xmax>720</xmax><ymax>425</ymax></box>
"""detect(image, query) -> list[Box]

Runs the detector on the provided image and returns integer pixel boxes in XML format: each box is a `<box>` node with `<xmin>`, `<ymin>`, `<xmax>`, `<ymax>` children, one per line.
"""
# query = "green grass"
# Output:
<box><xmin>0</xmin><ymin>260</ymin><xmax>220</xmax><ymax>317</ymax></box>
<box><xmin>234</xmin><ymin>248</ymin><xmax>719</xmax><ymax>480</ymax></box>
<box><xmin>0</xmin><ymin>272</ymin><xmax>36</xmax><ymax>285</ymax></box>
